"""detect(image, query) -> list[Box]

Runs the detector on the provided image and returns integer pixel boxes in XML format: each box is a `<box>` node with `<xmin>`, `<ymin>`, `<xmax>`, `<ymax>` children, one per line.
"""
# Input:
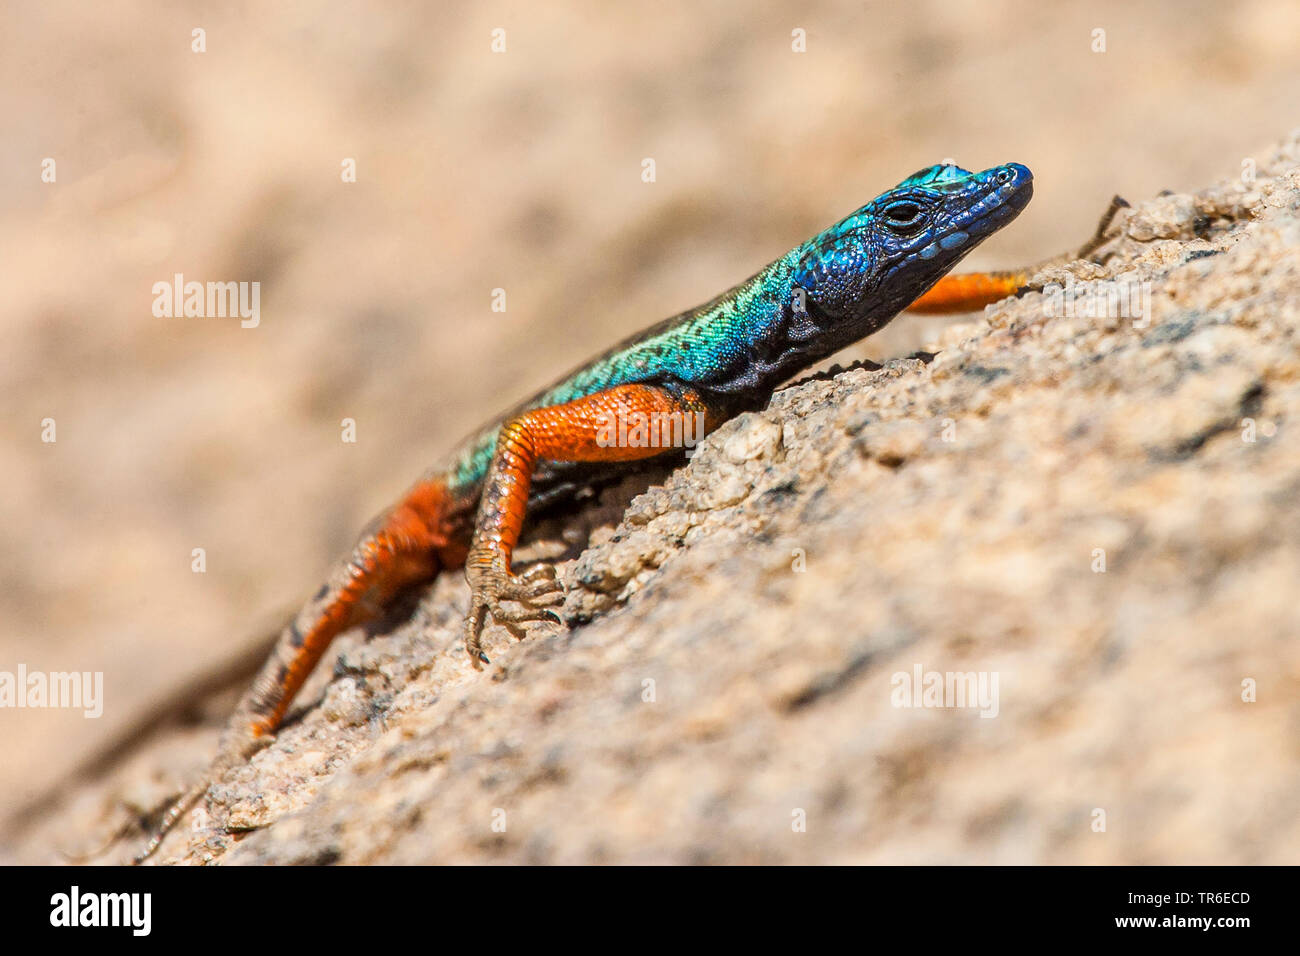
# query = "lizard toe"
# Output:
<box><xmin>519</xmin><ymin>563</ymin><xmax>558</xmax><ymax>584</ymax></box>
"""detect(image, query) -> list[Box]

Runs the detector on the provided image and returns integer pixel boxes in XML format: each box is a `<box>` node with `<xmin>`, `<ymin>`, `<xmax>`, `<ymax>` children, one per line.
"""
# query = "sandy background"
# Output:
<box><xmin>2</xmin><ymin>0</ymin><xmax>1299</xmax><ymax>832</ymax></box>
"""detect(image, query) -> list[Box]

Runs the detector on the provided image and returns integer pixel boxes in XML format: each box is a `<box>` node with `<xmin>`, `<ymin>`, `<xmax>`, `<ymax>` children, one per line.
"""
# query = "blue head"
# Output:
<box><xmin>791</xmin><ymin>163</ymin><xmax>1033</xmax><ymax>345</ymax></box>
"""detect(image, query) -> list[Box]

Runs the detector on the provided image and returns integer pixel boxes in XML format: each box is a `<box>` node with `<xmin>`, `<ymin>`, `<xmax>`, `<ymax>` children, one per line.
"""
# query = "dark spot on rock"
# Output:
<box><xmin>843</xmin><ymin>412</ymin><xmax>878</xmax><ymax>436</ymax></box>
<box><xmin>783</xmin><ymin>649</ymin><xmax>875</xmax><ymax>711</ymax></box>
<box><xmin>758</xmin><ymin>479</ymin><xmax>800</xmax><ymax>505</ymax></box>
<box><xmin>1148</xmin><ymin>381</ymin><xmax>1264</xmax><ymax>462</ymax></box>
<box><xmin>296</xmin><ymin>845</ymin><xmax>342</xmax><ymax>866</ymax></box>
<box><xmin>1142</xmin><ymin>317</ymin><xmax>1199</xmax><ymax>346</ymax></box>
<box><xmin>964</xmin><ymin>365</ymin><xmax>1009</xmax><ymax>383</ymax></box>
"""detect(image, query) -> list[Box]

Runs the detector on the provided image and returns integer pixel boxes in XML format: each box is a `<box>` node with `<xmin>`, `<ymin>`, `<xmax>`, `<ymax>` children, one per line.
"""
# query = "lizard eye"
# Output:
<box><xmin>883</xmin><ymin>201</ymin><xmax>924</xmax><ymax>230</ymax></box>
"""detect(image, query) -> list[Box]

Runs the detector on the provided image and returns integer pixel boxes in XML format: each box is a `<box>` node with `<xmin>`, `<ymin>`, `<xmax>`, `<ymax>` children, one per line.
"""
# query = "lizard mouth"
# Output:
<box><xmin>974</xmin><ymin>163</ymin><xmax>1034</xmax><ymax>227</ymax></box>
<box><xmin>963</xmin><ymin>163</ymin><xmax>1034</xmax><ymax>235</ymax></box>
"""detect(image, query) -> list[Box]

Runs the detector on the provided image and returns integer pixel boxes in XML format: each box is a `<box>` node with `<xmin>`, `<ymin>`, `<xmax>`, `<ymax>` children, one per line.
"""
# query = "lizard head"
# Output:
<box><xmin>791</xmin><ymin>162</ymin><xmax>1033</xmax><ymax>338</ymax></box>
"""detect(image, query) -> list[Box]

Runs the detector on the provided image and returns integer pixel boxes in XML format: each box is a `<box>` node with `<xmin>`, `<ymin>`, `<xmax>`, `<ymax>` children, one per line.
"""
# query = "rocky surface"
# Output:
<box><xmin>14</xmin><ymin>134</ymin><xmax>1300</xmax><ymax>865</ymax></box>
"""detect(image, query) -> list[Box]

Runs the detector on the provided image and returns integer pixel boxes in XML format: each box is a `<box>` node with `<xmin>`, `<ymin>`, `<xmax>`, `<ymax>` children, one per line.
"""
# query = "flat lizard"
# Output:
<box><xmin>132</xmin><ymin>161</ymin><xmax>1041</xmax><ymax>862</ymax></box>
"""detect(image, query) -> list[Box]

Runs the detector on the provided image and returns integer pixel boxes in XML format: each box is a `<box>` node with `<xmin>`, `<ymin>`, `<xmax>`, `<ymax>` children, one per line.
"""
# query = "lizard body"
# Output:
<box><xmin>134</xmin><ymin>162</ymin><xmax>1033</xmax><ymax>861</ymax></box>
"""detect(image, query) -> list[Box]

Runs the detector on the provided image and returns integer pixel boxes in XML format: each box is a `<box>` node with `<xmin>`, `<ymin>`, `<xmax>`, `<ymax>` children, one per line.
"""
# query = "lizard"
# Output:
<box><xmin>130</xmin><ymin>161</ymin><xmax>1039</xmax><ymax>863</ymax></box>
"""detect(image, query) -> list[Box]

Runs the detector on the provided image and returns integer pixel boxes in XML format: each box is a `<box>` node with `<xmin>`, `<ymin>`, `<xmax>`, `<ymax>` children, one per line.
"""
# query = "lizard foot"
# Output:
<box><xmin>1077</xmin><ymin>194</ymin><xmax>1130</xmax><ymax>262</ymax></box>
<box><xmin>464</xmin><ymin>563</ymin><xmax>565</xmax><ymax>668</ymax></box>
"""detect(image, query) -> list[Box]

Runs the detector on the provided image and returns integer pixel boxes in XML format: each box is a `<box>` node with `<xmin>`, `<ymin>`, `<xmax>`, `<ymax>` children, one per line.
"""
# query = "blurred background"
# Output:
<box><xmin>3</xmin><ymin>0</ymin><xmax>1299</xmax><ymax>826</ymax></box>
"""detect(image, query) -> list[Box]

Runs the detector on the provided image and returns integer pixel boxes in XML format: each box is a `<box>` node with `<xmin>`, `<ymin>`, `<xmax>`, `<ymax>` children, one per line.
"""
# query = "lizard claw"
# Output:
<box><xmin>519</xmin><ymin>563</ymin><xmax>558</xmax><ymax>584</ymax></box>
<box><xmin>465</xmin><ymin>564</ymin><xmax>565</xmax><ymax>668</ymax></box>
